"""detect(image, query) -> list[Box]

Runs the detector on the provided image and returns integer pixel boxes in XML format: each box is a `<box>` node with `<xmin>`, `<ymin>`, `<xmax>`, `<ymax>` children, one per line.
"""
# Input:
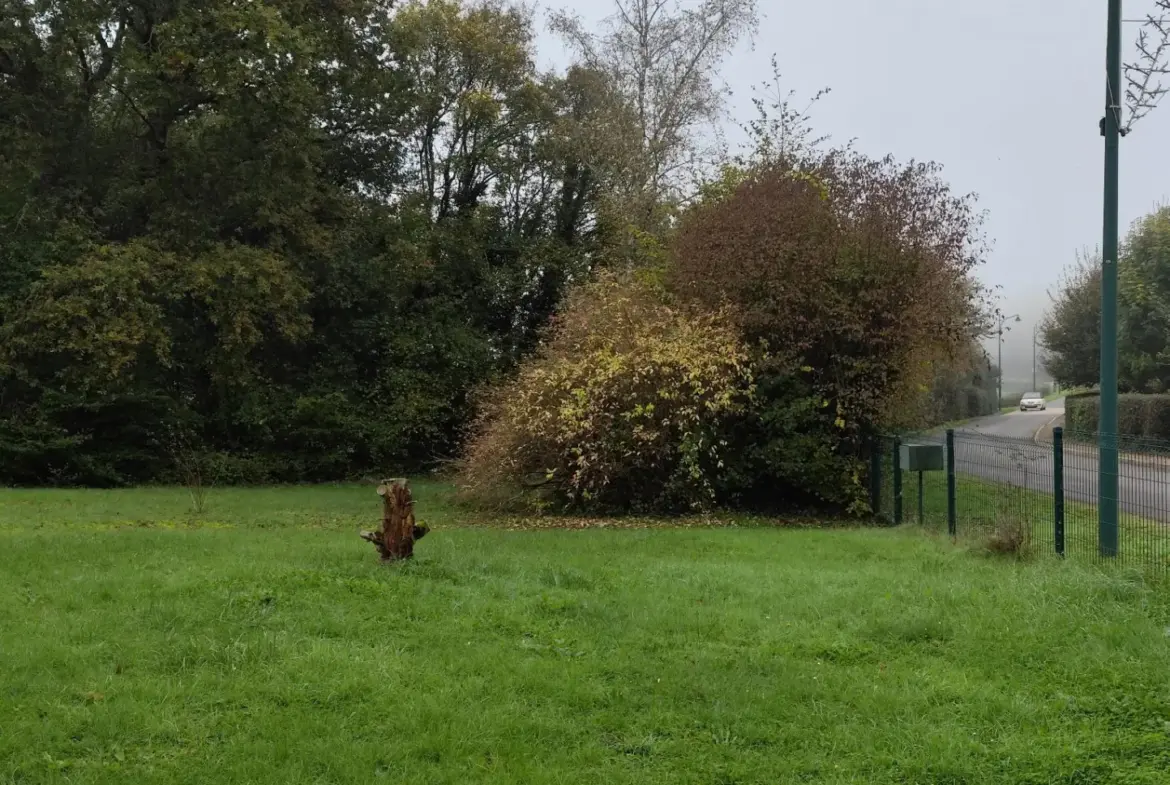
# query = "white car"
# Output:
<box><xmin>1019</xmin><ymin>392</ymin><xmax>1046</xmax><ymax>411</ymax></box>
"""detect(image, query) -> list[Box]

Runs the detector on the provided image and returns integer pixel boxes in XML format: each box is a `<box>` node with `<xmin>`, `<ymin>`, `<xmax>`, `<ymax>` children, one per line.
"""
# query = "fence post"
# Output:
<box><xmin>1053</xmin><ymin>426</ymin><xmax>1065</xmax><ymax>557</ymax></box>
<box><xmin>946</xmin><ymin>429</ymin><xmax>956</xmax><ymax>537</ymax></box>
<box><xmin>869</xmin><ymin>440</ymin><xmax>882</xmax><ymax>519</ymax></box>
<box><xmin>893</xmin><ymin>436</ymin><xmax>903</xmax><ymax>525</ymax></box>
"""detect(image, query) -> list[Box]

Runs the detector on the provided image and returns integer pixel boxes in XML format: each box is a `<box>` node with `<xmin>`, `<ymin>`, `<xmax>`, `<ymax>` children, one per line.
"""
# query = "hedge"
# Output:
<box><xmin>1065</xmin><ymin>392</ymin><xmax>1170</xmax><ymax>441</ymax></box>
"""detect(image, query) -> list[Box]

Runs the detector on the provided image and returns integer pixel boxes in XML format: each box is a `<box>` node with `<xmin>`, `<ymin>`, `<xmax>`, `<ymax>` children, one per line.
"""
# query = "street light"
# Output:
<box><xmin>1096</xmin><ymin>1</ymin><xmax>1170</xmax><ymax>557</ymax></box>
<box><xmin>997</xmin><ymin>312</ymin><xmax>1020</xmax><ymax>408</ymax></box>
<box><xmin>1032</xmin><ymin>324</ymin><xmax>1039</xmax><ymax>392</ymax></box>
<box><xmin>1098</xmin><ymin>0</ymin><xmax>1123</xmax><ymax>558</ymax></box>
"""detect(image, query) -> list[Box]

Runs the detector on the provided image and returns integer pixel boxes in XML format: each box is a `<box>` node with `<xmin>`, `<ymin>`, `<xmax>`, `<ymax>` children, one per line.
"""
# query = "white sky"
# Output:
<box><xmin>535</xmin><ymin>0</ymin><xmax>1170</xmax><ymax>390</ymax></box>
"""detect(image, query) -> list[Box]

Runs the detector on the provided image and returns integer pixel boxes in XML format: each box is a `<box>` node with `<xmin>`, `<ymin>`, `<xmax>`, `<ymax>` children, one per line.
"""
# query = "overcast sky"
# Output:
<box><xmin>535</xmin><ymin>0</ymin><xmax>1170</xmax><ymax>391</ymax></box>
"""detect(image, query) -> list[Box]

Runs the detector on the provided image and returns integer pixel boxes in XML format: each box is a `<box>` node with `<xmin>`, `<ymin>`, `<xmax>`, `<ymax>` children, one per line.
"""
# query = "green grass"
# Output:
<box><xmin>4</xmin><ymin>485</ymin><xmax>1170</xmax><ymax>784</ymax></box>
<box><xmin>0</xmin><ymin>481</ymin><xmax>461</xmax><ymax>532</ymax></box>
<box><xmin>891</xmin><ymin>466</ymin><xmax>1170</xmax><ymax>569</ymax></box>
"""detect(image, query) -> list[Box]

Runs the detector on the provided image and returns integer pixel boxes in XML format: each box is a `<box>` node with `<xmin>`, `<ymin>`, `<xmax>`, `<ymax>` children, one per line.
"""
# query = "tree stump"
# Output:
<box><xmin>360</xmin><ymin>478</ymin><xmax>427</xmax><ymax>562</ymax></box>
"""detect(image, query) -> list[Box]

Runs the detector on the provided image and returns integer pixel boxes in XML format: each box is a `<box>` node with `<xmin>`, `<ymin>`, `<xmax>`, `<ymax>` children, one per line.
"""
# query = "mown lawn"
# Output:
<box><xmin>2</xmin><ymin>485</ymin><xmax>1170</xmax><ymax>784</ymax></box>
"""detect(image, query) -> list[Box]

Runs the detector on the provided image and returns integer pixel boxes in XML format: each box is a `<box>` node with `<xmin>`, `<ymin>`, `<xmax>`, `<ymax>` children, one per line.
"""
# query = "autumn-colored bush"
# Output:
<box><xmin>457</xmin><ymin>274</ymin><xmax>754</xmax><ymax>513</ymax></box>
<box><xmin>460</xmin><ymin>151</ymin><xmax>987</xmax><ymax>516</ymax></box>
<box><xmin>669</xmin><ymin>152</ymin><xmax>986</xmax><ymax>509</ymax></box>
<box><xmin>673</xmin><ymin>153</ymin><xmax>983</xmax><ymax>427</ymax></box>
<box><xmin>983</xmin><ymin>518</ymin><xmax>1029</xmax><ymax>559</ymax></box>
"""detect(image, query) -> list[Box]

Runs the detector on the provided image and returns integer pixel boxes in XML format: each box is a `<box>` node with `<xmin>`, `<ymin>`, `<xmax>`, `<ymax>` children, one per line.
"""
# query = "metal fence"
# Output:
<box><xmin>870</xmin><ymin>428</ymin><xmax>1170</xmax><ymax>572</ymax></box>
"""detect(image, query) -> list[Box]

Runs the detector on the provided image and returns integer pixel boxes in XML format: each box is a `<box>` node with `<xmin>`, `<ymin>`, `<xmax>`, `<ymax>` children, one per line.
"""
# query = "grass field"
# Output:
<box><xmin>4</xmin><ymin>484</ymin><xmax>1170</xmax><ymax>784</ymax></box>
<box><xmin>888</xmin><ymin>465</ymin><xmax>1170</xmax><ymax>570</ymax></box>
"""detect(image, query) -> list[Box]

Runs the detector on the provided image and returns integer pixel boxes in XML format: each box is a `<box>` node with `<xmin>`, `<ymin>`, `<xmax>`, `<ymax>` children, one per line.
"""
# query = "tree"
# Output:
<box><xmin>549</xmin><ymin>0</ymin><xmax>759</xmax><ymax>223</ymax></box>
<box><xmin>927</xmin><ymin>343</ymin><xmax>998</xmax><ymax>424</ymax></box>
<box><xmin>1042</xmin><ymin>207</ymin><xmax>1170</xmax><ymax>393</ymax></box>
<box><xmin>1123</xmin><ymin>0</ymin><xmax>1170</xmax><ymax>133</ymax></box>
<box><xmin>0</xmin><ymin>0</ymin><xmax>410</xmax><ymax>482</ymax></box>
<box><xmin>1040</xmin><ymin>253</ymin><xmax>1101</xmax><ymax>389</ymax></box>
<box><xmin>670</xmin><ymin>150</ymin><xmax>987</xmax><ymax>507</ymax></box>
<box><xmin>0</xmin><ymin>0</ymin><xmax>655</xmax><ymax>485</ymax></box>
<box><xmin>394</xmin><ymin>0</ymin><xmax>546</xmax><ymax>221</ymax></box>
<box><xmin>673</xmin><ymin>151</ymin><xmax>986</xmax><ymax>423</ymax></box>
<box><xmin>736</xmin><ymin>55</ymin><xmax>830</xmax><ymax>166</ymax></box>
<box><xmin>1118</xmin><ymin>206</ymin><xmax>1170</xmax><ymax>392</ymax></box>
<box><xmin>389</xmin><ymin>0</ymin><xmax>639</xmax><ymax>362</ymax></box>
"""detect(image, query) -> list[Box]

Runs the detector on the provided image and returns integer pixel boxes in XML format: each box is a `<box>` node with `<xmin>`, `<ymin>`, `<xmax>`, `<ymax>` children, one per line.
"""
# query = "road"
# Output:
<box><xmin>923</xmin><ymin>397</ymin><xmax>1170</xmax><ymax>523</ymax></box>
<box><xmin>958</xmin><ymin>397</ymin><xmax>1066</xmax><ymax>441</ymax></box>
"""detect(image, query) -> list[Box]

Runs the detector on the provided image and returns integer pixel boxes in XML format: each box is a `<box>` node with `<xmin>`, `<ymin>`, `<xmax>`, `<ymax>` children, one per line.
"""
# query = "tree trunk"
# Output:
<box><xmin>360</xmin><ymin>478</ymin><xmax>427</xmax><ymax>562</ymax></box>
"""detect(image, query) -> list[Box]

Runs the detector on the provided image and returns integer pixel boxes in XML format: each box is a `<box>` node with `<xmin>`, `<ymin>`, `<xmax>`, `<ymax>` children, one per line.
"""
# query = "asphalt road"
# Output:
<box><xmin>959</xmin><ymin>397</ymin><xmax>1067</xmax><ymax>442</ymax></box>
<box><xmin>926</xmin><ymin>397</ymin><xmax>1170</xmax><ymax>523</ymax></box>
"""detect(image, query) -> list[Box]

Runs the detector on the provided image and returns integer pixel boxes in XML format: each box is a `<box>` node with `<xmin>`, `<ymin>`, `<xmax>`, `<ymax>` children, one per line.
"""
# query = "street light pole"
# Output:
<box><xmin>1032</xmin><ymin>325</ymin><xmax>1038</xmax><ymax>392</ymax></box>
<box><xmin>997</xmin><ymin>312</ymin><xmax>1020</xmax><ymax>408</ymax></box>
<box><xmin>1099</xmin><ymin>0</ymin><xmax>1122</xmax><ymax>557</ymax></box>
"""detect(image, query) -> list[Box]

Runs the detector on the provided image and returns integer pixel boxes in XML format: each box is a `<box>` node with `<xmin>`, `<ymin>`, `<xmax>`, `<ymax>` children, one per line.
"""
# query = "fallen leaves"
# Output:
<box><xmin>481</xmin><ymin>513</ymin><xmax>852</xmax><ymax>531</ymax></box>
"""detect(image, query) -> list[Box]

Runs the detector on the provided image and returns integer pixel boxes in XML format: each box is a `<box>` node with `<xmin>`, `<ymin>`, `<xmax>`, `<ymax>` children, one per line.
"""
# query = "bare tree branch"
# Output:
<box><xmin>1124</xmin><ymin>0</ymin><xmax>1170</xmax><ymax>133</ymax></box>
<box><xmin>549</xmin><ymin>0</ymin><xmax>758</xmax><ymax>214</ymax></box>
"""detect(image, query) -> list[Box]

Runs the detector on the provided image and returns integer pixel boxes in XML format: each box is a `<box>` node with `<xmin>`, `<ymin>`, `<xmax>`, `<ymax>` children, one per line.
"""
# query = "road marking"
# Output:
<box><xmin>1033</xmin><ymin>411</ymin><xmax>1064</xmax><ymax>443</ymax></box>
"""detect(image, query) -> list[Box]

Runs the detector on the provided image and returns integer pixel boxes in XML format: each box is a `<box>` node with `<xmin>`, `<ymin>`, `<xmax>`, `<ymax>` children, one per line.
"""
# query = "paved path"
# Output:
<box><xmin>915</xmin><ymin>399</ymin><xmax>1170</xmax><ymax>522</ymax></box>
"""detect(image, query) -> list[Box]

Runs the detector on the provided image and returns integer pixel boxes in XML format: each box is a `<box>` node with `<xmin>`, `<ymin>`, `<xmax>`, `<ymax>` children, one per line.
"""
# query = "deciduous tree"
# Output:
<box><xmin>1040</xmin><ymin>254</ymin><xmax>1101</xmax><ymax>390</ymax></box>
<box><xmin>549</xmin><ymin>0</ymin><xmax>759</xmax><ymax>223</ymax></box>
<box><xmin>1119</xmin><ymin>206</ymin><xmax>1170</xmax><ymax>392</ymax></box>
<box><xmin>671</xmin><ymin>150</ymin><xmax>987</xmax><ymax>507</ymax></box>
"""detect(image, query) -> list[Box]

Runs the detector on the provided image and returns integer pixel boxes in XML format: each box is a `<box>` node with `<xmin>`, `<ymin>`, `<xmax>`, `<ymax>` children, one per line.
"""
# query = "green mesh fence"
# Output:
<box><xmin>866</xmin><ymin>427</ymin><xmax>1170</xmax><ymax>572</ymax></box>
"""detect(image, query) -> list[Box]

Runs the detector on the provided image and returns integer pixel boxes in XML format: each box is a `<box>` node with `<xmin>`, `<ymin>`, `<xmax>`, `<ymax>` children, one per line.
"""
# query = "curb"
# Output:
<box><xmin>1032</xmin><ymin>412</ymin><xmax>1064</xmax><ymax>444</ymax></box>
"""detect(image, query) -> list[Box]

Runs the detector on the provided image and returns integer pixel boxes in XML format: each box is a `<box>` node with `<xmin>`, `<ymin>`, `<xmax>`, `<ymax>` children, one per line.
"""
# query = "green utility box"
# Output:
<box><xmin>900</xmin><ymin>442</ymin><xmax>945</xmax><ymax>473</ymax></box>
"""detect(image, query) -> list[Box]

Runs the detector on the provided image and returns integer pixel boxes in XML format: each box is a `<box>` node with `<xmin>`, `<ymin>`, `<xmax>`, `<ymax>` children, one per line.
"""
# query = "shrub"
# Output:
<box><xmin>1143</xmin><ymin>395</ymin><xmax>1170</xmax><ymax>438</ymax></box>
<box><xmin>714</xmin><ymin>376</ymin><xmax>868</xmax><ymax>511</ymax></box>
<box><xmin>671</xmin><ymin>153</ymin><xmax>984</xmax><ymax>432</ymax></box>
<box><xmin>983</xmin><ymin>518</ymin><xmax>1029</xmax><ymax>558</ymax></box>
<box><xmin>0</xmin><ymin>388</ymin><xmax>184</xmax><ymax>486</ymax></box>
<box><xmin>1065</xmin><ymin>392</ymin><xmax>1170</xmax><ymax>441</ymax></box>
<box><xmin>458</xmin><ymin>274</ymin><xmax>754</xmax><ymax>514</ymax></box>
<box><xmin>920</xmin><ymin>343</ymin><xmax>997</xmax><ymax>426</ymax></box>
<box><xmin>669</xmin><ymin>152</ymin><xmax>987</xmax><ymax>510</ymax></box>
<box><xmin>1118</xmin><ymin>395</ymin><xmax>1147</xmax><ymax>436</ymax></box>
<box><xmin>964</xmin><ymin>388</ymin><xmax>992</xmax><ymax>419</ymax></box>
<box><xmin>1064</xmin><ymin>391</ymin><xmax>1099</xmax><ymax>433</ymax></box>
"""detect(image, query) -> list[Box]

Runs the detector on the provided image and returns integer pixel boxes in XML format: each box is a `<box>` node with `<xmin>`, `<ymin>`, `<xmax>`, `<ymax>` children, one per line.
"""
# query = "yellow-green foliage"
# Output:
<box><xmin>459</xmin><ymin>274</ymin><xmax>753</xmax><ymax>513</ymax></box>
<box><xmin>1</xmin><ymin>240</ymin><xmax>309</xmax><ymax>393</ymax></box>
